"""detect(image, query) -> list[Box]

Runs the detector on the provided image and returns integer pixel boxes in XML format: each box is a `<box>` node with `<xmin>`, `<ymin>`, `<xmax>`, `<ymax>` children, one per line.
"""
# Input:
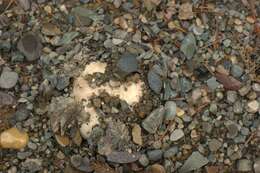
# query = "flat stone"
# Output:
<box><xmin>231</xmin><ymin>64</ymin><xmax>243</xmax><ymax>78</ymax></box>
<box><xmin>142</xmin><ymin>106</ymin><xmax>165</xmax><ymax>134</ymax></box>
<box><xmin>132</xmin><ymin>124</ymin><xmax>142</xmax><ymax>145</ymax></box>
<box><xmin>148</xmin><ymin>66</ymin><xmax>163</xmax><ymax>94</ymax></box>
<box><xmin>164</xmin><ymin>146</ymin><xmax>179</xmax><ymax>158</ymax></box>
<box><xmin>117</xmin><ymin>53</ymin><xmax>138</xmax><ymax>75</ymax></box>
<box><xmin>164</xmin><ymin>101</ymin><xmax>177</xmax><ymax>121</ymax></box>
<box><xmin>179</xmin><ymin>151</ymin><xmax>209</xmax><ymax>173</ymax></box>
<box><xmin>170</xmin><ymin>129</ymin><xmax>184</xmax><ymax>142</ymax></box>
<box><xmin>247</xmin><ymin>100</ymin><xmax>259</xmax><ymax>113</ymax></box>
<box><xmin>180</xmin><ymin>33</ymin><xmax>196</xmax><ymax>59</ymax></box>
<box><xmin>208</xmin><ymin>139</ymin><xmax>222</xmax><ymax>152</ymax></box>
<box><xmin>147</xmin><ymin>149</ymin><xmax>163</xmax><ymax>162</ymax></box>
<box><xmin>0</xmin><ymin>70</ymin><xmax>18</xmax><ymax>89</ymax></box>
<box><xmin>237</xmin><ymin>159</ymin><xmax>252</xmax><ymax>172</ymax></box>
<box><xmin>139</xmin><ymin>154</ymin><xmax>149</xmax><ymax>167</ymax></box>
<box><xmin>17</xmin><ymin>32</ymin><xmax>42</xmax><ymax>61</ymax></box>
<box><xmin>207</xmin><ymin>77</ymin><xmax>220</xmax><ymax>90</ymax></box>
<box><xmin>0</xmin><ymin>127</ymin><xmax>29</xmax><ymax>149</ymax></box>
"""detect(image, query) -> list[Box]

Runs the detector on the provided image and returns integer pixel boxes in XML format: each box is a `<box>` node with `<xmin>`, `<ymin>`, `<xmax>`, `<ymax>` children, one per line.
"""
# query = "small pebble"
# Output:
<box><xmin>0</xmin><ymin>70</ymin><xmax>18</xmax><ymax>89</ymax></box>
<box><xmin>139</xmin><ymin>154</ymin><xmax>149</xmax><ymax>167</ymax></box>
<box><xmin>147</xmin><ymin>149</ymin><xmax>163</xmax><ymax>162</ymax></box>
<box><xmin>247</xmin><ymin>100</ymin><xmax>259</xmax><ymax>113</ymax></box>
<box><xmin>170</xmin><ymin>129</ymin><xmax>184</xmax><ymax>142</ymax></box>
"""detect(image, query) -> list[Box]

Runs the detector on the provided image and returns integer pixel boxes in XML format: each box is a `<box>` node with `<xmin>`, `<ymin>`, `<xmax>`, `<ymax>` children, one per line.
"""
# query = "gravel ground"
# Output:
<box><xmin>0</xmin><ymin>0</ymin><xmax>259</xmax><ymax>173</ymax></box>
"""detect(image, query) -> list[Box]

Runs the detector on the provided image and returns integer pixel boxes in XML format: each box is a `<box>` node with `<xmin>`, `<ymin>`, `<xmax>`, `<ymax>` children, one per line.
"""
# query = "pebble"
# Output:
<box><xmin>139</xmin><ymin>154</ymin><xmax>149</xmax><ymax>167</ymax></box>
<box><xmin>117</xmin><ymin>53</ymin><xmax>138</xmax><ymax>75</ymax></box>
<box><xmin>0</xmin><ymin>91</ymin><xmax>15</xmax><ymax>107</ymax></box>
<box><xmin>233</xmin><ymin>101</ymin><xmax>243</xmax><ymax>114</ymax></box>
<box><xmin>170</xmin><ymin>129</ymin><xmax>184</xmax><ymax>142</ymax></box>
<box><xmin>178</xmin><ymin>3</ymin><xmax>194</xmax><ymax>20</ymax></box>
<box><xmin>71</xmin><ymin>7</ymin><xmax>93</xmax><ymax>26</ymax></box>
<box><xmin>0</xmin><ymin>127</ymin><xmax>29</xmax><ymax>149</ymax></box>
<box><xmin>223</xmin><ymin>39</ymin><xmax>231</xmax><ymax>47</ymax></box>
<box><xmin>237</xmin><ymin>159</ymin><xmax>252</xmax><ymax>172</ymax></box>
<box><xmin>147</xmin><ymin>149</ymin><xmax>163</xmax><ymax>162</ymax></box>
<box><xmin>164</xmin><ymin>146</ymin><xmax>179</xmax><ymax>158</ymax></box>
<box><xmin>180</xmin><ymin>33</ymin><xmax>196</xmax><ymax>59</ymax></box>
<box><xmin>13</xmin><ymin>108</ymin><xmax>30</xmax><ymax>122</ymax></box>
<box><xmin>247</xmin><ymin>100</ymin><xmax>259</xmax><ymax>113</ymax></box>
<box><xmin>231</xmin><ymin>64</ymin><xmax>243</xmax><ymax>78</ymax></box>
<box><xmin>179</xmin><ymin>151</ymin><xmax>209</xmax><ymax>173</ymax></box>
<box><xmin>227</xmin><ymin>123</ymin><xmax>238</xmax><ymax>138</ymax></box>
<box><xmin>254</xmin><ymin>158</ymin><xmax>260</xmax><ymax>173</ymax></box>
<box><xmin>209</xmin><ymin>103</ymin><xmax>218</xmax><ymax>114</ymax></box>
<box><xmin>27</xmin><ymin>141</ymin><xmax>37</xmax><ymax>150</ymax></box>
<box><xmin>252</xmin><ymin>83</ymin><xmax>260</xmax><ymax>92</ymax></box>
<box><xmin>239</xmin><ymin>85</ymin><xmax>251</xmax><ymax>96</ymax></box>
<box><xmin>142</xmin><ymin>106</ymin><xmax>165</xmax><ymax>134</ymax></box>
<box><xmin>207</xmin><ymin>77</ymin><xmax>220</xmax><ymax>90</ymax></box>
<box><xmin>17</xmin><ymin>32</ymin><xmax>42</xmax><ymax>61</ymax></box>
<box><xmin>17</xmin><ymin>151</ymin><xmax>32</xmax><ymax>160</ymax></box>
<box><xmin>164</xmin><ymin>101</ymin><xmax>177</xmax><ymax>121</ymax></box>
<box><xmin>0</xmin><ymin>70</ymin><xmax>18</xmax><ymax>89</ymax></box>
<box><xmin>132</xmin><ymin>124</ymin><xmax>142</xmax><ymax>145</ymax></box>
<box><xmin>227</xmin><ymin>91</ymin><xmax>237</xmax><ymax>103</ymax></box>
<box><xmin>148</xmin><ymin>164</ymin><xmax>166</xmax><ymax>173</ymax></box>
<box><xmin>147</xmin><ymin>66</ymin><xmax>163</xmax><ymax>94</ymax></box>
<box><xmin>22</xmin><ymin>158</ymin><xmax>42</xmax><ymax>173</ymax></box>
<box><xmin>55</xmin><ymin>134</ymin><xmax>70</xmax><ymax>147</ymax></box>
<box><xmin>208</xmin><ymin>139</ymin><xmax>222</xmax><ymax>152</ymax></box>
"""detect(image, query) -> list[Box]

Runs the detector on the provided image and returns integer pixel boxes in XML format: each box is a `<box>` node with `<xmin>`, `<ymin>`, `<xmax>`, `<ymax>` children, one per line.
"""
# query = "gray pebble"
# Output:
<box><xmin>208</xmin><ymin>139</ymin><xmax>222</xmax><ymax>152</ymax></box>
<box><xmin>27</xmin><ymin>141</ymin><xmax>37</xmax><ymax>150</ymax></box>
<box><xmin>237</xmin><ymin>159</ymin><xmax>252</xmax><ymax>172</ymax></box>
<box><xmin>227</xmin><ymin>91</ymin><xmax>237</xmax><ymax>103</ymax></box>
<box><xmin>231</xmin><ymin>64</ymin><xmax>243</xmax><ymax>78</ymax></box>
<box><xmin>223</xmin><ymin>39</ymin><xmax>231</xmax><ymax>47</ymax></box>
<box><xmin>233</xmin><ymin>101</ymin><xmax>243</xmax><ymax>114</ymax></box>
<box><xmin>22</xmin><ymin>159</ymin><xmax>42</xmax><ymax>173</ymax></box>
<box><xmin>164</xmin><ymin>101</ymin><xmax>176</xmax><ymax>121</ymax></box>
<box><xmin>170</xmin><ymin>129</ymin><xmax>184</xmax><ymax>142</ymax></box>
<box><xmin>138</xmin><ymin>154</ymin><xmax>149</xmax><ymax>167</ymax></box>
<box><xmin>209</xmin><ymin>103</ymin><xmax>218</xmax><ymax>114</ymax></box>
<box><xmin>254</xmin><ymin>158</ymin><xmax>260</xmax><ymax>173</ymax></box>
<box><xmin>0</xmin><ymin>70</ymin><xmax>18</xmax><ymax>89</ymax></box>
<box><xmin>227</xmin><ymin>123</ymin><xmax>239</xmax><ymax>138</ymax></box>
<box><xmin>13</xmin><ymin>108</ymin><xmax>30</xmax><ymax>122</ymax></box>
<box><xmin>164</xmin><ymin>146</ymin><xmax>179</xmax><ymax>158</ymax></box>
<box><xmin>17</xmin><ymin>152</ymin><xmax>32</xmax><ymax>160</ymax></box>
<box><xmin>207</xmin><ymin>77</ymin><xmax>220</xmax><ymax>90</ymax></box>
<box><xmin>147</xmin><ymin>149</ymin><xmax>163</xmax><ymax>162</ymax></box>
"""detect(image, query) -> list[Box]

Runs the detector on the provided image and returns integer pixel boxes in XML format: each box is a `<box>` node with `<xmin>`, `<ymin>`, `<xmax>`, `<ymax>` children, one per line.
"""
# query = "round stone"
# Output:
<box><xmin>0</xmin><ymin>71</ymin><xmax>18</xmax><ymax>89</ymax></box>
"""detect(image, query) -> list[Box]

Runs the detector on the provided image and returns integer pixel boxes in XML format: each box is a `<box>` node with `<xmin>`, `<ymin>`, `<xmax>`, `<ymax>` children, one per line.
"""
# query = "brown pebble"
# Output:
<box><xmin>148</xmin><ymin>164</ymin><xmax>166</xmax><ymax>173</ymax></box>
<box><xmin>0</xmin><ymin>127</ymin><xmax>29</xmax><ymax>149</ymax></box>
<box><xmin>132</xmin><ymin>124</ymin><xmax>142</xmax><ymax>145</ymax></box>
<box><xmin>55</xmin><ymin>134</ymin><xmax>70</xmax><ymax>147</ymax></box>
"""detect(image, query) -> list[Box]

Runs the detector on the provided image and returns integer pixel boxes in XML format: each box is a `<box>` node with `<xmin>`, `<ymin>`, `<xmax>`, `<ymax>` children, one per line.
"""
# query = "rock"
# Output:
<box><xmin>117</xmin><ymin>53</ymin><xmax>138</xmax><ymax>75</ymax></box>
<box><xmin>148</xmin><ymin>164</ymin><xmax>166</xmax><ymax>173</ymax></box>
<box><xmin>55</xmin><ymin>134</ymin><xmax>70</xmax><ymax>147</ymax></box>
<box><xmin>223</xmin><ymin>39</ymin><xmax>231</xmax><ymax>47</ymax></box>
<box><xmin>206</xmin><ymin>77</ymin><xmax>220</xmax><ymax>90</ymax></box>
<box><xmin>41</xmin><ymin>23</ymin><xmax>61</xmax><ymax>36</ymax></box>
<box><xmin>227</xmin><ymin>123</ymin><xmax>238</xmax><ymax>138</ymax></box>
<box><xmin>71</xmin><ymin>7</ymin><xmax>94</xmax><ymax>26</ymax></box>
<box><xmin>178</xmin><ymin>3</ymin><xmax>194</xmax><ymax>20</ymax></box>
<box><xmin>142</xmin><ymin>106</ymin><xmax>165</xmax><ymax>134</ymax></box>
<box><xmin>247</xmin><ymin>100</ymin><xmax>259</xmax><ymax>113</ymax></box>
<box><xmin>13</xmin><ymin>108</ymin><xmax>30</xmax><ymax>122</ymax></box>
<box><xmin>227</xmin><ymin>91</ymin><xmax>237</xmax><ymax>103</ymax></box>
<box><xmin>56</xmin><ymin>75</ymin><xmax>70</xmax><ymax>90</ymax></box>
<box><xmin>0</xmin><ymin>127</ymin><xmax>29</xmax><ymax>149</ymax></box>
<box><xmin>179</xmin><ymin>77</ymin><xmax>192</xmax><ymax>93</ymax></box>
<box><xmin>179</xmin><ymin>151</ymin><xmax>209</xmax><ymax>173</ymax></box>
<box><xmin>237</xmin><ymin>159</ymin><xmax>252</xmax><ymax>172</ymax></box>
<box><xmin>215</xmin><ymin>72</ymin><xmax>242</xmax><ymax>90</ymax></box>
<box><xmin>231</xmin><ymin>64</ymin><xmax>243</xmax><ymax>78</ymax></box>
<box><xmin>17</xmin><ymin>32</ymin><xmax>42</xmax><ymax>61</ymax></box>
<box><xmin>132</xmin><ymin>124</ymin><xmax>142</xmax><ymax>145</ymax></box>
<box><xmin>254</xmin><ymin>158</ymin><xmax>260</xmax><ymax>173</ymax></box>
<box><xmin>106</xmin><ymin>151</ymin><xmax>140</xmax><ymax>164</ymax></box>
<box><xmin>17</xmin><ymin>151</ymin><xmax>32</xmax><ymax>159</ymax></box>
<box><xmin>147</xmin><ymin>66</ymin><xmax>163</xmax><ymax>94</ymax></box>
<box><xmin>209</xmin><ymin>103</ymin><xmax>218</xmax><ymax>114</ymax></box>
<box><xmin>139</xmin><ymin>154</ymin><xmax>149</xmax><ymax>167</ymax></box>
<box><xmin>0</xmin><ymin>70</ymin><xmax>18</xmax><ymax>89</ymax></box>
<box><xmin>170</xmin><ymin>129</ymin><xmax>184</xmax><ymax>142</ymax></box>
<box><xmin>206</xmin><ymin>166</ymin><xmax>222</xmax><ymax>173</ymax></box>
<box><xmin>71</xmin><ymin>155</ymin><xmax>92</xmax><ymax>172</ymax></box>
<box><xmin>180</xmin><ymin>33</ymin><xmax>196</xmax><ymax>59</ymax></box>
<box><xmin>164</xmin><ymin>101</ymin><xmax>177</xmax><ymax>121</ymax></box>
<box><xmin>164</xmin><ymin>146</ymin><xmax>179</xmax><ymax>158</ymax></box>
<box><xmin>191</xmin><ymin>88</ymin><xmax>202</xmax><ymax>102</ymax></box>
<box><xmin>17</xmin><ymin>0</ymin><xmax>30</xmax><ymax>10</ymax></box>
<box><xmin>233</xmin><ymin>101</ymin><xmax>243</xmax><ymax>114</ymax></box>
<box><xmin>147</xmin><ymin>149</ymin><xmax>163</xmax><ymax>162</ymax></box>
<box><xmin>72</xmin><ymin>129</ymin><xmax>82</xmax><ymax>146</ymax></box>
<box><xmin>176</xmin><ymin>107</ymin><xmax>185</xmax><ymax>117</ymax></box>
<box><xmin>208</xmin><ymin>139</ymin><xmax>222</xmax><ymax>152</ymax></box>
<box><xmin>57</xmin><ymin>32</ymin><xmax>79</xmax><ymax>46</ymax></box>
<box><xmin>239</xmin><ymin>85</ymin><xmax>251</xmax><ymax>96</ymax></box>
<box><xmin>22</xmin><ymin>159</ymin><xmax>42</xmax><ymax>173</ymax></box>
<box><xmin>0</xmin><ymin>91</ymin><xmax>15</xmax><ymax>107</ymax></box>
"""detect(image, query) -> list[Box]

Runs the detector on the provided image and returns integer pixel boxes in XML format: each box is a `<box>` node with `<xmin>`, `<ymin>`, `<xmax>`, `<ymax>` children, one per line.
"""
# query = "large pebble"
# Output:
<box><xmin>164</xmin><ymin>101</ymin><xmax>177</xmax><ymax>121</ymax></box>
<box><xmin>170</xmin><ymin>129</ymin><xmax>184</xmax><ymax>142</ymax></box>
<box><xmin>142</xmin><ymin>106</ymin><xmax>165</xmax><ymax>134</ymax></box>
<box><xmin>0</xmin><ymin>70</ymin><xmax>18</xmax><ymax>89</ymax></box>
<box><xmin>0</xmin><ymin>127</ymin><xmax>29</xmax><ymax>149</ymax></box>
<box><xmin>17</xmin><ymin>32</ymin><xmax>42</xmax><ymax>61</ymax></box>
<box><xmin>180</xmin><ymin>33</ymin><xmax>196</xmax><ymax>59</ymax></box>
<box><xmin>237</xmin><ymin>159</ymin><xmax>252</xmax><ymax>172</ymax></box>
<box><xmin>179</xmin><ymin>151</ymin><xmax>209</xmax><ymax>173</ymax></box>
